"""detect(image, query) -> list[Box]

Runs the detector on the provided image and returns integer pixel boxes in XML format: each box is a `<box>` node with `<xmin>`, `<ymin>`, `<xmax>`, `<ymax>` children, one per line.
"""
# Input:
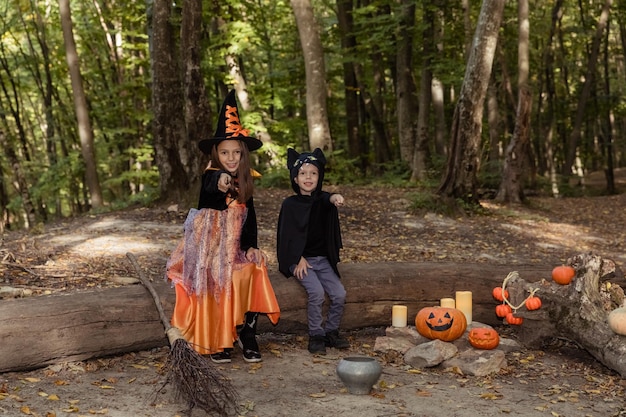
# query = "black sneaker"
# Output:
<box><xmin>325</xmin><ymin>330</ymin><xmax>350</xmax><ymax>349</ymax></box>
<box><xmin>238</xmin><ymin>335</ymin><xmax>262</xmax><ymax>363</ymax></box>
<box><xmin>308</xmin><ymin>335</ymin><xmax>327</xmax><ymax>355</ymax></box>
<box><xmin>209</xmin><ymin>350</ymin><xmax>231</xmax><ymax>364</ymax></box>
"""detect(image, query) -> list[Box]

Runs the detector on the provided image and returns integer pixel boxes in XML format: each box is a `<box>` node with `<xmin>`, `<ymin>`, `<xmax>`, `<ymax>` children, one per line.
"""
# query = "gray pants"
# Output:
<box><xmin>292</xmin><ymin>256</ymin><xmax>346</xmax><ymax>337</ymax></box>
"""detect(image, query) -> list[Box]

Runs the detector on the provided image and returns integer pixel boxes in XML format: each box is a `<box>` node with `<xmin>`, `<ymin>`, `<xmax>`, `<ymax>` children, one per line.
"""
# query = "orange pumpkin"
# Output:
<box><xmin>415</xmin><ymin>307</ymin><xmax>467</xmax><ymax>342</ymax></box>
<box><xmin>495</xmin><ymin>303</ymin><xmax>512</xmax><ymax>318</ymax></box>
<box><xmin>525</xmin><ymin>296</ymin><xmax>542</xmax><ymax>311</ymax></box>
<box><xmin>492</xmin><ymin>287</ymin><xmax>509</xmax><ymax>302</ymax></box>
<box><xmin>468</xmin><ymin>327</ymin><xmax>500</xmax><ymax>350</ymax></box>
<box><xmin>552</xmin><ymin>265</ymin><xmax>575</xmax><ymax>285</ymax></box>
<box><xmin>505</xmin><ymin>312</ymin><xmax>524</xmax><ymax>325</ymax></box>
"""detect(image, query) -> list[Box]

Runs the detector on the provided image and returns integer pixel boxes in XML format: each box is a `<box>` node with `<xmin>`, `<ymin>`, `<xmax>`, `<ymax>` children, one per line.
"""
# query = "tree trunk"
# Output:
<box><xmin>563</xmin><ymin>0</ymin><xmax>613</xmax><ymax>177</ymax></box>
<box><xmin>438</xmin><ymin>0</ymin><xmax>505</xmax><ymax>205</ymax></box>
<box><xmin>0</xmin><ymin>262</ymin><xmax>551</xmax><ymax>373</ymax></box>
<box><xmin>503</xmin><ymin>253</ymin><xmax>626</xmax><ymax>377</ymax></box>
<box><xmin>59</xmin><ymin>0</ymin><xmax>103</xmax><ymax>209</ymax></box>
<box><xmin>395</xmin><ymin>0</ymin><xmax>418</xmax><ymax>168</ymax></box>
<box><xmin>496</xmin><ymin>0</ymin><xmax>531</xmax><ymax>204</ymax></box>
<box><xmin>337</xmin><ymin>0</ymin><xmax>365</xmax><ymax>171</ymax></box>
<box><xmin>150</xmin><ymin>0</ymin><xmax>193</xmax><ymax>205</ymax></box>
<box><xmin>411</xmin><ymin>0</ymin><xmax>434</xmax><ymax>182</ymax></box>
<box><xmin>181</xmin><ymin>0</ymin><xmax>210</xmax><ymax>194</ymax></box>
<box><xmin>290</xmin><ymin>0</ymin><xmax>332</xmax><ymax>152</ymax></box>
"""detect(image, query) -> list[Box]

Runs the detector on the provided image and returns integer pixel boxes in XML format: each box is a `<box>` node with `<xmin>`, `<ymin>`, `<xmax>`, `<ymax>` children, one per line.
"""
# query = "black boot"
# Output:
<box><xmin>325</xmin><ymin>330</ymin><xmax>350</xmax><ymax>349</ymax></box>
<box><xmin>238</xmin><ymin>312</ymin><xmax>262</xmax><ymax>363</ymax></box>
<box><xmin>308</xmin><ymin>335</ymin><xmax>327</xmax><ymax>355</ymax></box>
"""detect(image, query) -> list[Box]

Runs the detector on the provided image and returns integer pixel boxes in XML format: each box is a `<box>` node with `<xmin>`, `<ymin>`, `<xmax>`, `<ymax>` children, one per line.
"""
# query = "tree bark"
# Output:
<box><xmin>150</xmin><ymin>0</ymin><xmax>193</xmax><ymax>205</ymax></box>
<box><xmin>410</xmin><ymin>0</ymin><xmax>434</xmax><ymax>182</ymax></box>
<box><xmin>503</xmin><ymin>253</ymin><xmax>626</xmax><ymax>377</ymax></box>
<box><xmin>396</xmin><ymin>0</ymin><xmax>418</xmax><ymax>168</ymax></box>
<box><xmin>437</xmin><ymin>0</ymin><xmax>505</xmax><ymax>205</ymax></box>
<box><xmin>0</xmin><ymin>262</ymin><xmax>551</xmax><ymax>373</ymax></box>
<box><xmin>290</xmin><ymin>0</ymin><xmax>332</xmax><ymax>152</ymax></box>
<box><xmin>496</xmin><ymin>0</ymin><xmax>531</xmax><ymax>204</ymax></box>
<box><xmin>563</xmin><ymin>0</ymin><xmax>613</xmax><ymax>177</ymax></box>
<box><xmin>181</xmin><ymin>0</ymin><xmax>210</xmax><ymax>195</ymax></box>
<box><xmin>59</xmin><ymin>0</ymin><xmax>103</xmax><ymax>209</ymax></box>
<box><xmin>337</xmin><ymin>0</ymin><xmax>365</xmax><ymax>171</ymax></box>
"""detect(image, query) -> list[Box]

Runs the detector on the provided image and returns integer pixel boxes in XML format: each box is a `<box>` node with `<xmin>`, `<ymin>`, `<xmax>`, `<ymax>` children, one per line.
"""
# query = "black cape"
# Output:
<box><xmin>276</xmin><ymin>191</ymin><xmax>342</xmax><ymax>278</ymax></box>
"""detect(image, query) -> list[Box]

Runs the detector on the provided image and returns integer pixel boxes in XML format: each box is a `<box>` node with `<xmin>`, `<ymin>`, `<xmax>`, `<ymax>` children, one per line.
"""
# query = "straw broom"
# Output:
<box><xmin>126</xmin><ymin>252</ymin><xmax>239</xmax><ymax>416</ymax></box>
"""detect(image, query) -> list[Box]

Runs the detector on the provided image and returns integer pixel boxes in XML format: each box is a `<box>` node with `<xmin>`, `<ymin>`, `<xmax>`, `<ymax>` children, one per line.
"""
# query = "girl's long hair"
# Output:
<box><xmin>210</xmin><ymin>140</ymin><xmax>254</xmax><ymax>203</ymax></box>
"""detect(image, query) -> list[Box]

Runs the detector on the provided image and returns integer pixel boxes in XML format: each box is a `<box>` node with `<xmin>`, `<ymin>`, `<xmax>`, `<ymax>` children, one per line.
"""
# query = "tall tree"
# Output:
<box><xmin>563</xmin><ymin>0</ymin><xmax>613</xmax><ymax>177</ymax></box>
<box><xmin>438</xmin><ymin>0</ymin><xmax>505</xmax><ymax>205</ymax></box>
<box><xmin>496</xmin><ymin>0</ymin><xmax>532</xmax><ymax>204</ymax></box>
<box><xmin>181</xmin><ymin>0</ymin><xmax>209</xmax><ymax>194</ymax></box>
<box><xmin>59</xmin><ymin>0</ymin><xmax>103</xmax><ymax>209</ymax></box>
<box><xmin>411</xmin><ymin>0</ymin><xmax>435</xmax><ymax>182</ymax></box>
<box><xmin>150</xmin><ymin>0</ymin><xmax>194</xmax><ymax>205</ymax></box>
<box><xmin>290</xmin><ymin>0</ymin><xmax>332</xmax><ymax>152</ymax></box>
<box><xmin>396</xmin><ymin>0</ymin><xmax>418</xmax><ymax>169</ymax></box>
<box><xmin>336</xmin><ymin>0</ymin><xmax>366</xmax><ymax>171</ymax></box>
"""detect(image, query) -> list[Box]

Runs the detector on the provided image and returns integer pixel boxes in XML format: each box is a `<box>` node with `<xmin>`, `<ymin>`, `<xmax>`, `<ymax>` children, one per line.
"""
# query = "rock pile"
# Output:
<box><xmin>374</xmin><ymin>323</ymin><xmax>521</xmax><ymax>376</ymax></box>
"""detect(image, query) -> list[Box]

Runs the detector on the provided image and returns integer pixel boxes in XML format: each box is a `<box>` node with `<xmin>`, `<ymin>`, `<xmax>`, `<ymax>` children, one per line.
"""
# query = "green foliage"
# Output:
<box><xmin>1</xmin><ymin>0</ymin><xmax>626</xmax><ymax>232</ymax></box>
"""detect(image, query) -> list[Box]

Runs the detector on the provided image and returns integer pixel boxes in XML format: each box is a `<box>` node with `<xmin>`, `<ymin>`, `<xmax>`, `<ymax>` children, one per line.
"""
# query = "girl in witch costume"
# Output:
<box><xmin>276</xmin><ymin>148</ymin><xmax>349</xmax><ymax>355</ymax></box>
<box><xmin>166</xmin><ymin>90</ymin><xmax>280</xmax><ymax>364</ymax></box>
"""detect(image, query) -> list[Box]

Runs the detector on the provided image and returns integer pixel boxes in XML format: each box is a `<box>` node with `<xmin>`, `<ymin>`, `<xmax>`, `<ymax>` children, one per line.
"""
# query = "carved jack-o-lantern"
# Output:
<box><xmin>415</xmin><ymin>307</ymin><xmax>467</xmax><ymax>342</ymax></box>
<box><xmin>468</xmin><ymin>327</ymin><xmax>500</xmax><ymax>350</ymax></box>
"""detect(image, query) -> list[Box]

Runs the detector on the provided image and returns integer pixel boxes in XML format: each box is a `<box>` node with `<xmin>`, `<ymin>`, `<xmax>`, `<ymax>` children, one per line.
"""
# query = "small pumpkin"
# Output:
<box><xmin>492</xmin><ymin>287</ymin><xmax>509</xmax><ymax>302</ymax></box>
<box><xmin>495</xmin><ymin>303</ymin><xmax>512</xmax><ymax>318</ymax></box>
<box><xmin>607</xmin><ymin>307</ymin><xmax>626</xmax><ymax>336</ymax></box>
<box><xmin>552</xmin><ymin>265</ymin><xmax>576</xmax><ymax>285</ymax></box>
<box><xmin>505</xmin><ymin>312</ymin><xmax>524</xmax><ymax>325</ymax></box>
<box><xmin>468</xmin><ymin>327</ymin><xmax>500</xmax><ymax>350</ymax></box>
<box><xmin>525</xmin><ymin>296</ymin><xmax>542</xmax><ymax>311</ymax></box>
<box><xmin>415</xmin><ymin>307</ymin><xmax>467</xmax><ymax>342</ymax></box>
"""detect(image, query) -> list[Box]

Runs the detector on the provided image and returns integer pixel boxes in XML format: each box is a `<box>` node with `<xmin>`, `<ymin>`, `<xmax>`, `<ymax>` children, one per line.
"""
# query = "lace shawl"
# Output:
<box><xmin>166</xmin><ymin>203</ymin><xmax>248</xmax><ymax>302</ymax></box>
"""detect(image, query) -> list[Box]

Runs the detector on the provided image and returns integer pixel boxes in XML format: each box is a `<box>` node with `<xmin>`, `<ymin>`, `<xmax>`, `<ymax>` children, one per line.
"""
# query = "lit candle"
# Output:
<box><xmin>455</xmin><ymin>291</ymin><xmax>472</xmax><ymax>324</ymax></box>
<box><xmin>440</xmin><ymin>298</ymin><xmax>455</xmax><ymax>308</ymax></box>
<box><xmin>391</xmin><ymin>305</ymin><xmax>408</xmax><ymax>327</ymax></box>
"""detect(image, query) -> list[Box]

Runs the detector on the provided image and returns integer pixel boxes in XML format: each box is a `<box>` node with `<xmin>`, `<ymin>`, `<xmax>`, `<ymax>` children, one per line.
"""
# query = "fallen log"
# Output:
<box><xmin>0</xmin><ymin>262</ymin><xmax>550</xmax><ymax>373</ymax></box>
<box><xmin>502</xmin><ymin>253</ymin><xmax>626</xmax><ymax>377</ymax></box>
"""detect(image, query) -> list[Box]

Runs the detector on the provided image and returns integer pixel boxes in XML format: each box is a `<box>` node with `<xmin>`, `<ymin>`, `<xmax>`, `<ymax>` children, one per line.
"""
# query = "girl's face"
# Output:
<box><xmin>294</xmin><ymin>163</ymin><xmax>319</xmax><ymax>195</ymax></box>
<box><xmin>217</xmin><ymin>140</ymin><xmax>242</xmax><ymax>175</ymax></box>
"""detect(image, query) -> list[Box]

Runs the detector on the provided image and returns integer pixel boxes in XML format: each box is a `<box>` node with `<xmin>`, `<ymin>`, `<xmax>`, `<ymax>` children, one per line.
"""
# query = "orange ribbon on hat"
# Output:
<box><xmin>225</xmin><ymin>105</ymin><xmax>250</xmax><ymax>137</ymax></box>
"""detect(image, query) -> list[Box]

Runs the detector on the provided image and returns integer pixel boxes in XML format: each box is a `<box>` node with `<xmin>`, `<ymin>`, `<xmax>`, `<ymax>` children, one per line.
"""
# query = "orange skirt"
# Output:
<box><xmin>171</xmin><ymin>262</ymin><xmax>280</xmax><ymax>355</ymax></box>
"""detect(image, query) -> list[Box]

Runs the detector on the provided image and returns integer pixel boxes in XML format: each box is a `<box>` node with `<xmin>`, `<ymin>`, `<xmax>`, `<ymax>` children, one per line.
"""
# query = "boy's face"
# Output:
<box><xmin>217</xmin><ymin>140</ymin><xmax>242</xmax><ymax>175</ymax></box>
<box><xmin>294</xmin><ymin>163</ymin><xmax>319</xmax><ymax>195</ymax></box>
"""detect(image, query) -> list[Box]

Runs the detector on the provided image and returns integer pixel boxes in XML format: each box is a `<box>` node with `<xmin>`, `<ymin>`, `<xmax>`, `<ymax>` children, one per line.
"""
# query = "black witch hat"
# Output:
<box><xmin>198</xmin><ymin>90</ymin><xmax>262</xmax><ymax>154</ymax></box>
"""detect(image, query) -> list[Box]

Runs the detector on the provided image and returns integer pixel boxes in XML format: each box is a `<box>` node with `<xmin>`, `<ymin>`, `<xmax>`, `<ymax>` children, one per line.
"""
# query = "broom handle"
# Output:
<box><xmin>126</xmin><ymin>252</ymin><xmax>172</xmax><ymax>332</ymax></box>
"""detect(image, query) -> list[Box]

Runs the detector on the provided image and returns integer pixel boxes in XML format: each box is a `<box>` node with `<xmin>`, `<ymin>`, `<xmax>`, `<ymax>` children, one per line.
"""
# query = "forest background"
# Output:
<box><xmin>0</xmin><ymin>0</ymin><xmax>625</xmax><ymax>232</ymax></box>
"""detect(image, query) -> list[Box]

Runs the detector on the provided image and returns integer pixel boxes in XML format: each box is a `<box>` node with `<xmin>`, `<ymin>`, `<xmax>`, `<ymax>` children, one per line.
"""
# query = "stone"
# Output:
<box><xmin>404</xmin><ymin>339</ymin><xmax>458</xmax><ymax>368</ymax></box>
<box><xmin>495</xmin><ymin>337</ymin><xmax>522</xmax><ymax>353</ymax></box>
<box><xmin>442</xmin><ymin>349</ymin><xmax>506</xmax><ymax>376</ymax></box>
<box><xmin>385</xmin><ymin>326</ymin><xmax>428</xmax><ymax>344</ymax></box>
<box><xmin>374</xmin><ymin>336</ymin><xmax>416</xmax><ymax>354</ymax></box>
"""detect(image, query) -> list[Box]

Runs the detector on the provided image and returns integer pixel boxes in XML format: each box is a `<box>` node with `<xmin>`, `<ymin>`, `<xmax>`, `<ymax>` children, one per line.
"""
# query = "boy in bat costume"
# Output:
<box><xmin>276</xmin><ymin>148</ymin><xmax>350</xmax><ymax>354</ymax></box>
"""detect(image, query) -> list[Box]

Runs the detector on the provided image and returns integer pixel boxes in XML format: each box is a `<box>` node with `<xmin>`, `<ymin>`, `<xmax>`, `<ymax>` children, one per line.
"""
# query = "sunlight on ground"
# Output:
<box><xmin>47</xmin><ymin>217</ymin><xmax>178</xmax><ymax>257</ymax></box>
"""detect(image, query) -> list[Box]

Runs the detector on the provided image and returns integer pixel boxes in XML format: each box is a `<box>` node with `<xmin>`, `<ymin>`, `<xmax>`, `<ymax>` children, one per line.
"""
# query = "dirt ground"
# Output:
<box><xmin>2</xmin><ymin>182</ymin><xmax>626</xmax><ymax>417</ymax></box>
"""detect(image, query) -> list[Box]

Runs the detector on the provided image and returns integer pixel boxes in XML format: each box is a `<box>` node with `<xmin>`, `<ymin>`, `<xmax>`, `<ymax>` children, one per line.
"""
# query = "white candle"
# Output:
<box><xmin>391</xmin><ymin>305</ymin><xmax>408</xmax><ymax>327</ymax></box>
<box><xmin>455</xmin><ymin>291</ymin><xmax>472</xmax><ymax>324</ymax></box>
<box><xmin>440</xmin><ymin>298</ymin><xmax>455</xmax><ymax>308</ymax></box>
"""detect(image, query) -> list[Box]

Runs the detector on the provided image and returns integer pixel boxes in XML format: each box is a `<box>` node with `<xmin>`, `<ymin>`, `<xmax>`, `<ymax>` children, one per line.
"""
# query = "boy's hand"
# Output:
<box><xmin>330</xmin><ymin>194</ymin><xmax>345</xmax><ymax>207</ymax></box>
<box><xmin>218</xmin><ymin>173</ymin><xmax>232</xmax><ymax>193</ymax></box>
<box><xmin>294</xmin><ymin>257</ymin><xmax>311</xmax><ymax>280</ymax></box>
